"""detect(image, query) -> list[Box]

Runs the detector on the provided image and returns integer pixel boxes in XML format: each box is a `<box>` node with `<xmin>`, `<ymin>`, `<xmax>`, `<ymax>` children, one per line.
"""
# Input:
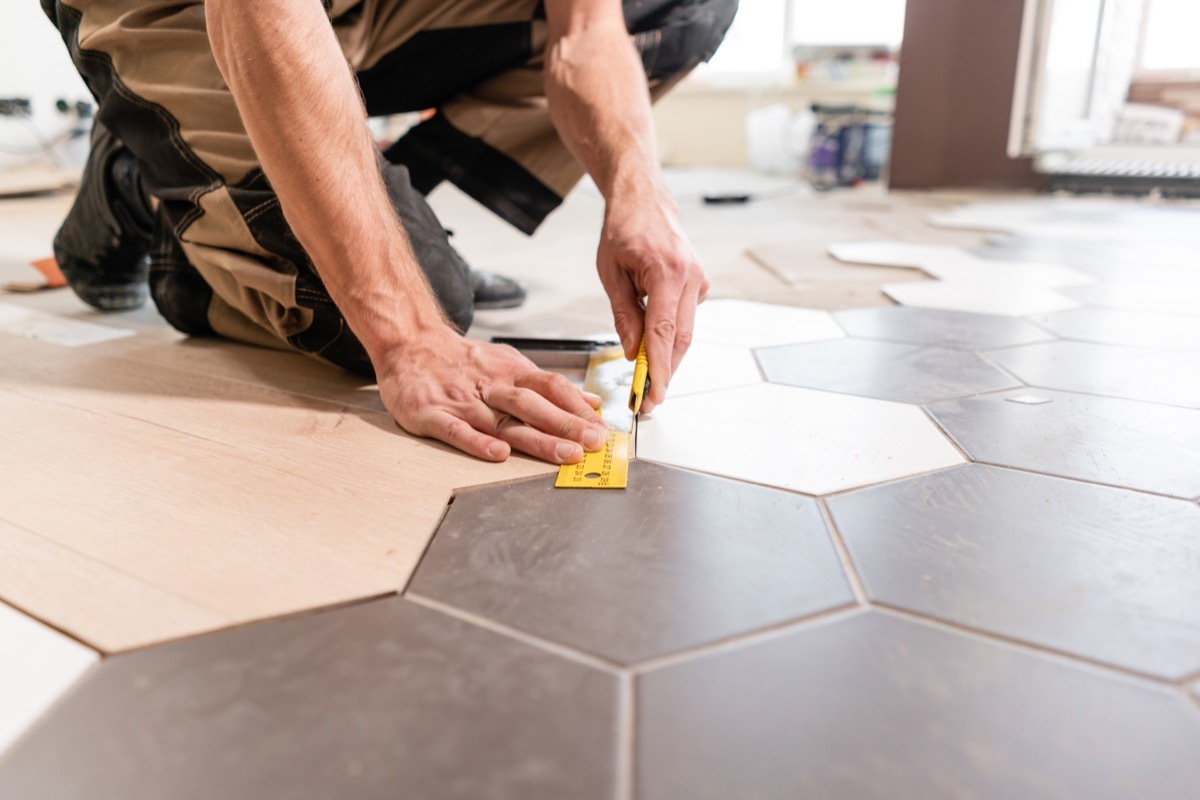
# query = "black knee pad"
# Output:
<box><xmin>639</xmin><ymin>0</ymin><xmax>739</xmax><ymax>81</ymax></box>
<box><xmin>149</xmin><ymin>209</ymin><xmax>215</xmax><ymax>337</ymax></box>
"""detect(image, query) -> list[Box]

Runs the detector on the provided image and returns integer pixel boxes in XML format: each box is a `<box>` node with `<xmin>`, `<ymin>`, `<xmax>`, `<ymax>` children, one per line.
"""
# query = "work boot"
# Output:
<box><xmin>440</xmin><ymin>228</ymin><xmax>527</xmax><ymax>310</ymax></box>
<box><xmin>53</xmin><ymin>121</ymin><xmax>154</xmax><ymax>311</ymax></box>
<box><xmin>471</xmin><ymin>270</ymin><xmax>527</xmax><ymax>310</ymax></box>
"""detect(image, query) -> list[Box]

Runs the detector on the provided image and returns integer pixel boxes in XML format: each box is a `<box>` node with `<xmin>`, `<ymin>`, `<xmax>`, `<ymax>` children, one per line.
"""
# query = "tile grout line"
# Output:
<box><xmin>1187</xmin><ymin>684</ymin><xmax>1200</xmax><ymax>713</ymax></box>
<box><xmin>958</xmin><ymin>457</ymin><xmax>1197</xmax><ymax>502</ymax></box>
<box><xmin>975</xmin><ymin>349</ymin><xmax>1033</xmax><ymax>387</ymax></box>
<box><xmin>634</xmin><ymin>603</ymin><xmax>866</xmax><ymax>676</ymax></box>
<box><xmin>404</xmin><ymin>592</ymin><xmax>624</xmax><ymax>675</ymax></box>
<box><xmin>615</xmin><ymin>671</ymin><xmax>635</xmax><ymax>800</ymax></box>
<box><xmin>872</xmin><ymin>604</ymin><xmax>1179</xmax><ymax>689</ymax></box>
<box><xmin>816</xmin><ymin>498</ymin><xmax>869</xmax><ymax>605</ymax></box>
<box><xmin>917</xmin><ymin>404</ymin><xmax>975</xmax><ymax>463</ymax></box>
<box><xmin>971</xmin><ymin>356</ymin><xmax>1200</xmax><ymax>411</ymax></box>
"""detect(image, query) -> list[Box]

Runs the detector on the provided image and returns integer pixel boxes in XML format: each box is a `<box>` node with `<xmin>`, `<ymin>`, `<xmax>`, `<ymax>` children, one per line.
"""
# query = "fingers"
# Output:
<box><xmin>412</xmin><ymin>409</ymin><xmax>511</xmax><ymax>462</ymax></box>
<box><xmin>519</xmin><ymin>370</ymin><xmax>607</xmax><ymax>428</ymax></box>
<box><xmin>642</xmin><ymin>280</ymin><xmax>683</xmax><ymax>408</ymax></box>
<box><xmin>604</xmin><ymin>270</ymin><xmax>645</xmax><ymax>361</ymax></box>
<box><xmin>485</xmin><ymin>379</ymin><xmax>609</xmax><ymax>455</ymax></box>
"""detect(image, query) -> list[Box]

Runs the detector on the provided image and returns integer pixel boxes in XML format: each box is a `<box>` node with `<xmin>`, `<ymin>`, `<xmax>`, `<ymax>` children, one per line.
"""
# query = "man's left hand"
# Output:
<box><xmin>596</xmin><ymin>190</ymin><xmax>708</xmax><ymax>414</ymax></box>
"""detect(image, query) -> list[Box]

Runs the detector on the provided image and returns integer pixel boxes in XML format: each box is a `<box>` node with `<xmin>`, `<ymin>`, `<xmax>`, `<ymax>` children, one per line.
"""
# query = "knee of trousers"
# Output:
<box><xmin>646</xmin><ymin>0</ymin><xmax>740</xmax><ymax>81</ymax></box>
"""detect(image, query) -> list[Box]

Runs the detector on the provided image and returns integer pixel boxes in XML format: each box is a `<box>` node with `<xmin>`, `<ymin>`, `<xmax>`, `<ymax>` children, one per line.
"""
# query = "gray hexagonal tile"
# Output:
<box><xmin>827</xmin><ymin>464</ymin><xmax>1200</xmax><ymax>679</ymax></box>
<box><xmin>0</xmin><ymin>598</ymin><xmax>618</xmax><ymax>800</ymax></box>
<box><xmin>984</xmin><ymin>341</ymin><xmax>1200</xmax><ymax>408</ymax></box>
<box><xmin>638</xmin><ymin>384</ymin><xmax>965</xmax><ymax>495</ymax></box>
<box><xmin>638</xmin><ymin>612</ymin><xmax>1200</xmax><ymax>800</ymax></box>
<box><xmin>408</xmin><ymin>461</ymin><xmax>854</xmax><ymax>665</ymax></box>
<box><xmin>833</xmin><ymin>306</ymin><xmax>1055</xmax><ymax>350</ymax></box>
<box><xmin>1026</xmin><ymin>308</ymin><xmax>1200</xmax><ymax>351</ymax></box>
<box><xmin>926</xmin><ymin>389</ymin><xmax>1200</xmax><ymax>498</ymax></box>
<box><xmin>757</xmin><ymin>339</ymin><xmax>1020</xmax><ymax>404</ymax></box>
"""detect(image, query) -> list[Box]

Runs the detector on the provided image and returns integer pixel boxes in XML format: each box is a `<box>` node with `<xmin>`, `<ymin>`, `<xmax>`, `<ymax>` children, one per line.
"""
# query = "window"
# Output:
<box><xmin>698</xmin><ymin>0</ymin><xmax>907</xmax><ymax>80</ymax></box>
<box><xmin>1140</xmin><ymin>0</ymin><xmax>1200</xmax><ymax>70</ymax></box>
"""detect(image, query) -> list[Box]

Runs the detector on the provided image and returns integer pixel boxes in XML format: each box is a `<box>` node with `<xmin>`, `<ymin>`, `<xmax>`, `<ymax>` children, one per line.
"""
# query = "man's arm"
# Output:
<box><xmin>205</xmin><ymin>0</ymin><xmax>607</xmax><ymax>464</ymax></box>
<box><xmin>544</xmin><ymin>0</ymin><xmax>709</xmax><ymax>413</ymax></box>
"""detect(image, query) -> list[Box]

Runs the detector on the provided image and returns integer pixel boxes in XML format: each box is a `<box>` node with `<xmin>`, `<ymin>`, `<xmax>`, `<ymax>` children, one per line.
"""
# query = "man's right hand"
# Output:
<box><xmin>376</xmin><ymin>328</ymin><xmax>610</xmax><ymax>464</ymax></box>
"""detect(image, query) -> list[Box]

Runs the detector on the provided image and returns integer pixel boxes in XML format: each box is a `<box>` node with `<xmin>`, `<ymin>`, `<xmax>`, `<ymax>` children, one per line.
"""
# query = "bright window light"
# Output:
<box><xmin>1140</xmin><ymin>0</ymin><xmax>1200</xmax><ymax>70</ymax></box>
<box><xmin>791</xmin><ymin>0</ymin><xmax>906</xmax><ymax>47</ymax></box>
<box><xmin>701</xmin><ymin>0</ymin><xmax>789</xmax><ymax>75</ymax></box>
<box><xmin>699</xmin><ymin>0</ymin><xmax>906</xmax><ymax>78</ymax></box>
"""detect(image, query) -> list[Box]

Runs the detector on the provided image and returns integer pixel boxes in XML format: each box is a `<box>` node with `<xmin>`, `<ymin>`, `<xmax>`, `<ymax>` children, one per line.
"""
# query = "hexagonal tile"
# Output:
<box><xmin>1025</xmin><ymin>308</ymin><xmax>1200</xmax><ymax>351</ymax></box>
<box><xmin>931</xmin><ymin>200</ymin><xmax>1200</xmax><ymax>244</ymax></box>
<box><xmin>1058</xmin><ymin>283</ymin><xmax>1200</xmax><ymax>317</ymax></box>
<box><xmin>882</xmin><ymin>280</ymin><xmax>1080</xmax><ymax>317</ymax></box>
<box><xmin>978</xmin><ymin>238</ymin><xmax>1200</xmax><ymax>288</ymax></box>
<box><xmin>638</xmin><ymin>612</ymin><xmax>1200</xmax><ymax>800</ymax></box>
<box><xmin>829</xmin><ymin>241</ymin><xmax>958</xmax><ymax>269</ymax></box>
<box><xmin>668</xmin><ymin>342</ymin><xmax>762</xmax><ymax>398</ymax></box>
<box><xmin>827</xmin><ymin>464</ymin><xmax>1200</xmax><ymax>679</ymax></box>
<box><xmin>926</xmin><ymin>389</ymin><xmax>1200</xmax><ymax>498</ymax></box>
<box><xmin>0</xmin><ymin>598</ymin><xmax>617</xmax><ymax>800</ymax></box>
<box><xmin>693</xmin><ymin>299</ymin><xmax>844</xmax><ymax>349</ymax></box>
<box><xmin>829</xmin><ymin>241</ymin><xmax>1096</xmax><ymax>287</ymax></box>
<box><xmin>0</xmin><ymin>602</ymin><xmax>97</xmax><ymax>757</ymax></box>
<box><xmin>985</xmin><ymin>340</ymin><xmax>1200</xmax><ymax>408</ymax></box>
<box><xmin>638</xmin><ymin>384</ymin><xmax>964</xmax><ymax>495</ymax></box>
<box><xmin>408</xmin><ymin>461</ymin><xmax>854</xmax><ymax>665</ymax></box>
<box><xmin>757</xmin><ymin>339</ymin><xmax>1020</xmax><ymax>404</ymax></box>
<box><xmin>833</xmin><ymin>306</ymin><xmax>1055</xmax><ymax>350</ymax></box>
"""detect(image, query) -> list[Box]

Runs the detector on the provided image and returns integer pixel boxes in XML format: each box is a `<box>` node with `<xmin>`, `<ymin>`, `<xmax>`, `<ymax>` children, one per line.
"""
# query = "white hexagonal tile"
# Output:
<box><xmin>828</xmin><ymin>241</ymin><xmax>956</xmax><ymax>270</ymax></box>
<box><xmin>0</xmin><ymin>602</ymin><xmax>97</xmax><ymax>756</ymax></box>
<box><xmin>829</xmin><ymin>241</ymin><xmax>1095</xmax><ymax>288</ymax></box>
<box><xmin>922</xmin><ymin>258</ymin><xmax>1095</xmax><ymax>289</ymax></box>
<box><xmin>694</xmin><ymin>300</ymin><xmax>844</xmax><ymax>349</ymax></box>
<box><xmin>883</xmin><ymin>281</ymin><xmax>1080</xmax><ymax>317</ymax></box>
<box><xmin>668</xmin><ymin>342</ymin><xmax>763</xmax><ymax>398</ymax></box>
<box><xmin>637</xmin><ymin>384</ymin><xmax>965</xmax><ymax>495</ymax></box>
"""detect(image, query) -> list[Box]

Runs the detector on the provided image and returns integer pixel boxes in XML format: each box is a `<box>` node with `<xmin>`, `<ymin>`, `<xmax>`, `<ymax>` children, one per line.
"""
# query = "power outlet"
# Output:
<box><xmin>0</xmin><ymin>98</ymin><xmax>33</xmax><ymax>117</ymax></box>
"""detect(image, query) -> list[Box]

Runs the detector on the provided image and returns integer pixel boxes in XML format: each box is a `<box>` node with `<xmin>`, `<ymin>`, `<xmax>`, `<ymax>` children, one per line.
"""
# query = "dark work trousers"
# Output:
<box><xmin>41</xmin><ymin>0</ymin><xmax>737</xmax><ymax>375</ymax></box>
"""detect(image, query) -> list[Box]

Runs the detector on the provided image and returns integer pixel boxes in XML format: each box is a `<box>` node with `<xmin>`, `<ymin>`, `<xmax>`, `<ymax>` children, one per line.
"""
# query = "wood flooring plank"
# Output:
<box><xmin>0</xmin><ymin>334</ymin><xmax>553</xmax><ymax>651</ymax></box>
<box><xmin>0</xmin><ymin>519</ymin><xmax>228</xmax><ymax>653</ymax></box>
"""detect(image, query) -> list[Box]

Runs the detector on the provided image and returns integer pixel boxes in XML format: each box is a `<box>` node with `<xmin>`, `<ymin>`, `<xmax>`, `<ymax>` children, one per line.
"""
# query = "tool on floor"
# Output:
<box><xmin>493</xmin><ymin>335</ymin><xmax>645</xmax><ymax>489</ymax></box>
<box><xmin>3</xmin><ymin>257</ymin><xmax>67</xmax><ymax>293</ymax></box>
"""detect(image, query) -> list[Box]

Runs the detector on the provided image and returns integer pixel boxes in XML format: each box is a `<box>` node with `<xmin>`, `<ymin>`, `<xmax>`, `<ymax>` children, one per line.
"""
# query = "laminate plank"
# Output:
<box><xmin>0</xmin><ymin>519</ymin><xmax>227</xmax><ymax>653</ymax></box>
<box><xmin>0</xmin><ymin>336</ymin><xmax>552</xmax><ymax>650</ymax></box>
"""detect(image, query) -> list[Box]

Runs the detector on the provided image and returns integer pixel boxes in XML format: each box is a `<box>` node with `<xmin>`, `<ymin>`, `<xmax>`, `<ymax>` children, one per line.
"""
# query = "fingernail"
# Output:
<box><xmin>487</xmin><ymin>442</ymin><xmax>508</xmax><ymax>460</ymax></box>
<box><xmin>556</xmin><ymin>442</ymin><xmax>582</xmax><ymax>463</ymax></box>
<box><xmin>583</xmin><ymin>427</ymin><xmax>607</xmax><ymax>451</ymax></box>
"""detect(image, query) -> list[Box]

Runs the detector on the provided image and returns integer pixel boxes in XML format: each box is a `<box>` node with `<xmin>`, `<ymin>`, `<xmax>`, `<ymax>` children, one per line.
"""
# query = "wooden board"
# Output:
<box><xmin>0</xmin><ymin>330</ymin><xmax>553</xmax><ymax>653</ymax></box>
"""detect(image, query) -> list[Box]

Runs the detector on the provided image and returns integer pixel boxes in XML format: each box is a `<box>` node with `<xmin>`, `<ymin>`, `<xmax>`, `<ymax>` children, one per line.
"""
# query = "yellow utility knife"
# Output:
<box><xmin>629</xmin><ymin>337</ymin><xmax>650</xmax><ymax>415</ymax></box>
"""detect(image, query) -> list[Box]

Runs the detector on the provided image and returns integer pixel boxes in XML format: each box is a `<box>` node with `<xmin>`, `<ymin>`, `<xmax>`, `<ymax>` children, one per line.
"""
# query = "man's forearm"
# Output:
<box><xmin>205</xmin><ymin>0</ymin><xmax>446</xmax><ymax>365</ymax></box>
<box><xmin>544</xmin><ymin>5</ymin><xmax>669</xmax><ymax>208</ymax></box>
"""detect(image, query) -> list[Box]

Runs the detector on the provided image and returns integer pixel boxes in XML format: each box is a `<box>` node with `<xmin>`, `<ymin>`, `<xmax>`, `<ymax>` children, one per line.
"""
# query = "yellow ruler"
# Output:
<box><xmin>555</xmin><ymin>341</ymin><xmax>648</xmax><ymax>489</ymax></box>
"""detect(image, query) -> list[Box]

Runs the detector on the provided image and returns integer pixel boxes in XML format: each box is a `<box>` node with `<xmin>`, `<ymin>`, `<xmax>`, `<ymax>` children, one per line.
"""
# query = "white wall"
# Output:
<box><xmin>0</xmin><ymin>4</ymin><xmax>92</xmax><ymax>171</ymax></box>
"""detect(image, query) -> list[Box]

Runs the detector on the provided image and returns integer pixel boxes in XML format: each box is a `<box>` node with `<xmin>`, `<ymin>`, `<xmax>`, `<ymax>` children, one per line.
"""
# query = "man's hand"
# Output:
<box><xmin>544</xmin><ymin>0</ymin><xmax>708</xmax><ymax>415</ymax></box>
<box><xmin>598</xmin><ymin>192</ymin><xmax>708</xmax><ymax>414</ymax></box>
<box><xmin>376</xmin><ymin>329</ymin><xmax>609</xmax><ymax>464</ymax></box>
